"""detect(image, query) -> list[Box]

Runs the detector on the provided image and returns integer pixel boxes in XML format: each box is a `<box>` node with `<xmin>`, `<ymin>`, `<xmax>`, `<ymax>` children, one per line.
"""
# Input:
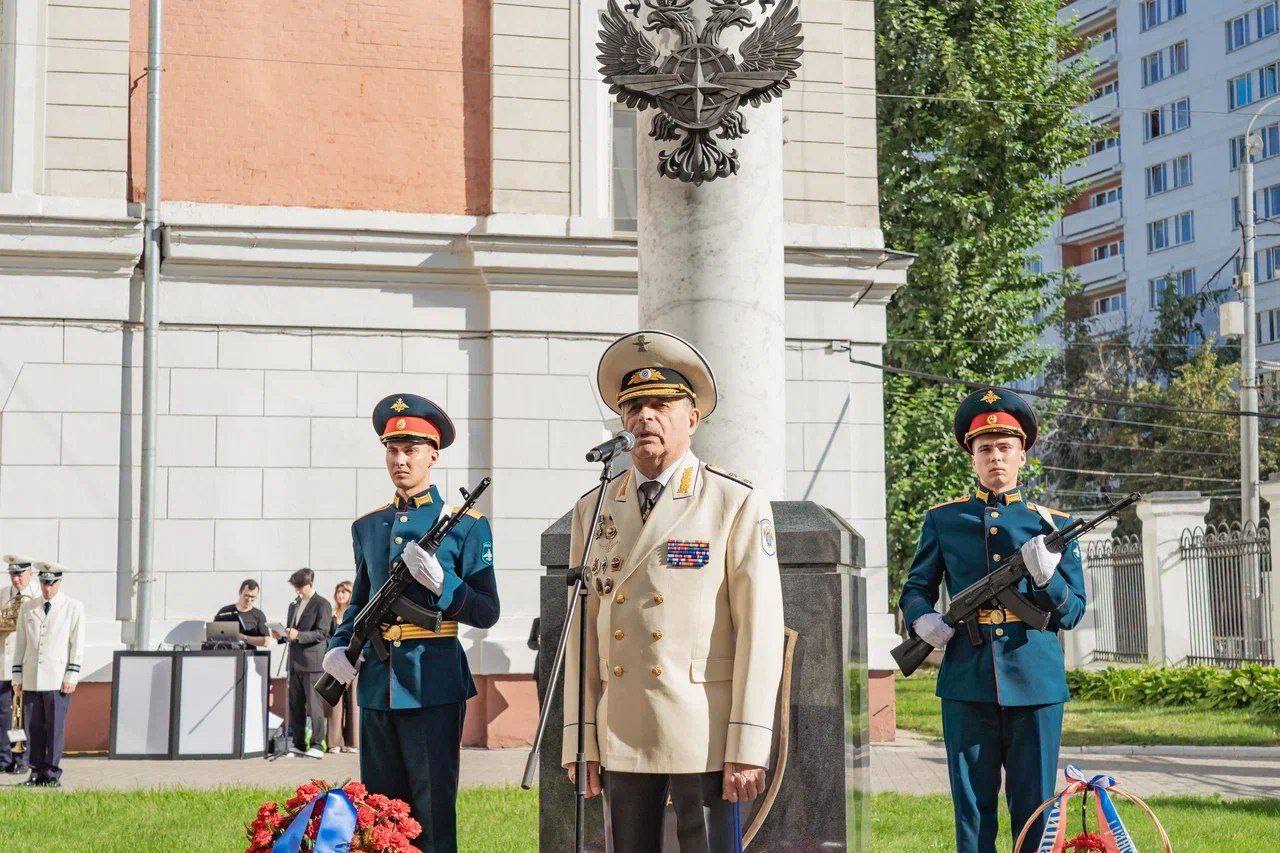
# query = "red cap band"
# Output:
<box><xmin>965</xmin><ymin>411</ymin><xmax>1026</xmax><ymax>444</ymax></box>
<box><xmin>381</xmin><ymin>415</ymin><xmax>441</xmax><ymax>446</ymax></box>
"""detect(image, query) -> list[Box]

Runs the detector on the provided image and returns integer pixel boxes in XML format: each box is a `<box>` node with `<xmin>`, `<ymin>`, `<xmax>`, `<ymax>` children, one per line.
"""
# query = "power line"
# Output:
<box><xmin>1042</xmin><ymin>465</ymin><xmax>1238</xmax><ymax>484</ymax></box>
<box><xmin>858</xmin><ymin>354</ymin><xmax>1280</xmax><ymax>420</ymax></box>
<box><xmin>1038</xmin><ymin>438</ymin><xmax>1235</xmax><ymax>458</ymax></box>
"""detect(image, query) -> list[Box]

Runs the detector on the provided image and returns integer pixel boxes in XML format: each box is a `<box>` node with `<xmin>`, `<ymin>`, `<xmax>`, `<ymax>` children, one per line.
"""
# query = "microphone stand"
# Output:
<box><xmin>521</xmin><ymin>451</ymin><xmax>617</xmax><ymax>853</ymax></box>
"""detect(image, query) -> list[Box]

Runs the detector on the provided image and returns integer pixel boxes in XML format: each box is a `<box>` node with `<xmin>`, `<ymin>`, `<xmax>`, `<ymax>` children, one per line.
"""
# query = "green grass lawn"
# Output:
<box><xmin>895</xmin><ymin>671</ymin><xmax>1280</xmax><ymax>746</ymax></box>
<box><xmin>1</xmin><ymin>786</ymin><xmax>1276</xmax><ymax>852</ymax></box>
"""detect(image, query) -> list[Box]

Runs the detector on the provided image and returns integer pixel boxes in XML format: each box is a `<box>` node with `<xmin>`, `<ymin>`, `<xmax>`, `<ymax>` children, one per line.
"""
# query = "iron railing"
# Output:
<box><xmin>1179</xmin><ymin>522</ymin><xmax>1274</xmax><ymax>667</ymax></box>
<box><xmin>1083</xmin><ymin>534</ymin><xmax>1148</xmax><ymax>663</ymax></box>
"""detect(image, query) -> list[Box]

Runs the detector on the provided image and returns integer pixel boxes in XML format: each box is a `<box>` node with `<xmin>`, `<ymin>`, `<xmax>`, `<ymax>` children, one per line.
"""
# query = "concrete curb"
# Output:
<box><xmin>883</xmin><ymin>732</ymin><xmax>1280</xmax><ymax>760</ymax></box>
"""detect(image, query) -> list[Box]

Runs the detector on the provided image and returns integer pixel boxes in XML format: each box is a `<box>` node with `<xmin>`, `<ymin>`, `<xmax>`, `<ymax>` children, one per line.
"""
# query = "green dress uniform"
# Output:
<box><xmin>898</xmin><ymin>389</ymin><xmax>1086</xmax><ymax>853</ymax></box>
<box><xmin>330</xmin><ymin>394</ymin><xmax>500</xmax><ymax>853</ymax></box>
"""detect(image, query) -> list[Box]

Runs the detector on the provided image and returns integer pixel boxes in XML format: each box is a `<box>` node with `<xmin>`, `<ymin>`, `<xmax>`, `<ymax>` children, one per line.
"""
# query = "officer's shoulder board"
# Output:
<box><xmin>445</xmin><ymin>503</ymin><xmax>485</xmax><ymax>521</ymax></box>
<box><xmin>355</xmin><ymin>502</ymin><xmax>391</xmax><ymax>522</ymax></box>
<box><xmin>928</xmin><ymin>496</ymin><xmax>970</xmax><ymax>511</ymax></box>
<box><xmin>578</xmin><ymin>469</ymin><xmax>628</xmax><ymax>501</ymax></box>
<box><xmin>705</xmin><ymin>464</ymin><xmax>753</xmax><ymax>489</ymax></box>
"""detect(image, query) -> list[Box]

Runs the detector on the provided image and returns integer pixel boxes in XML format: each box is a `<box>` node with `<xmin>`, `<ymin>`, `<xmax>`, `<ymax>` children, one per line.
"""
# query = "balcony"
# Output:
<box><xmin>1081</xmin><ymin>90</ymin><xmax>1119</xmax><ymax>123</ymax></box>
<box><xmin>1065</xmin><ymin>145</ymin><xmax>1121</xmax><ymax>185</ymax></box>
<box><xmin>1057</xmin><ymin>0</ymin><xmax>1116</xmax><ymax>28</ymax></box>
<box><xmin>1085</xmin><ymin>37</ymin><xmax>1118</xmax><ymax>71</ymax></box>
<box><xmin>1059</xmin><ymin>201</ymin><xmax>1123</xmax><ymax>240</ymax></box>
<box><xmin>1068</xmin><ymin>252</ymin><xmax>1126</xmax><ymax>287</ymax></box>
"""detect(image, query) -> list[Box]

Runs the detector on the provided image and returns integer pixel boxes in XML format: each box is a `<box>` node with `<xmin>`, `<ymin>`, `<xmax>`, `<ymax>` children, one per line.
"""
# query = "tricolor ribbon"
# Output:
<box><xmin>272</xmin><ymin>788</ymin><xmax>358</xmax><ymax>853</ymax></box>
<box><xmin>1035</xmin><ymin>765</ymin><xmax>1137</xmax><ymax>853</ymax></box>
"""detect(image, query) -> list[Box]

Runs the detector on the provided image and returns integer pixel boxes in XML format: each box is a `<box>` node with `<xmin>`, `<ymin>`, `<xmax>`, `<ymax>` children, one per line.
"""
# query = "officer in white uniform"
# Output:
<box><xmin>561</xmin><ymin>330</ymin><xmax>785</xmax><ymax>853</ymax></box>
<box><xmin>0</xmin><ymin>555</ymin><xmax>39</xmax><ymax>774</ymax></box>
<box><xmin>12</xmin><ymin>561</ymin><xmax>84</xmax><ymax>787</ymax></box>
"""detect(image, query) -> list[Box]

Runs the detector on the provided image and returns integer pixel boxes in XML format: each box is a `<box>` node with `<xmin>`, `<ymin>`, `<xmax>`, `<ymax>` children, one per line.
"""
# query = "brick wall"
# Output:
<box><xmin>126</xmin><ymin>0</ymin><xmax>491</xmax><ymax>213</ymax></box>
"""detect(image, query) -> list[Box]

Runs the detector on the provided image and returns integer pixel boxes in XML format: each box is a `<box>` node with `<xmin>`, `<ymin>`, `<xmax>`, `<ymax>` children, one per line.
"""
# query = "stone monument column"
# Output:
<box><xmin>636</xmin><ymin>98</ymin><xmax>786</xmax><ymax>493</ymax></box>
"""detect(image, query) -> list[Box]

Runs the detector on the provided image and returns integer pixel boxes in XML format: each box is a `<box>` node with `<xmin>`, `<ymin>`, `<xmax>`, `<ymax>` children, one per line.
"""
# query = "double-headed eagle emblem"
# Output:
<box><xmin>598</xmin><ymin>0</ymin><xmax>802</xmax><ymax>185</ymax></box>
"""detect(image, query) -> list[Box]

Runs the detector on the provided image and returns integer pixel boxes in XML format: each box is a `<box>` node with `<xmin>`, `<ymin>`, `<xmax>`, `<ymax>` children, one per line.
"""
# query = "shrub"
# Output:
<box><xmin>1068</xmin><ymin>664</ymin><xmax>1280</xmax><ymax>712</ymax></box>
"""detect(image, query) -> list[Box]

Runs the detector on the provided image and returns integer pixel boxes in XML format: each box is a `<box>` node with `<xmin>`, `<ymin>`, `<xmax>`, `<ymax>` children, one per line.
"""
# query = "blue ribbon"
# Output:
<box><xmin>731</xmin><ymin>801</ymin><xmax>743</xmax><ymax>853</ymax></box>
<box><xmin>272</xmin><ymin>788</ymin><xmax>358</xmax><ymax>853</ymax></box>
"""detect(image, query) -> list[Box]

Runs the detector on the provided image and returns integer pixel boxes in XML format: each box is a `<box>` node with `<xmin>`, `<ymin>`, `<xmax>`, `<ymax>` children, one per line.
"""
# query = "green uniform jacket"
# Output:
<box><xmin>898</xmin><ymin>488</ymin><xmax>1086</xmax><ymax>706</ymax></box>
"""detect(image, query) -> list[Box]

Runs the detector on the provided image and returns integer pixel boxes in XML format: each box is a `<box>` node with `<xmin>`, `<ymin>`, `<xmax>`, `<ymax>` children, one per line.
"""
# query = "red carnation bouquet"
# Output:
<box><xmin>245</xmin><ymin>779</ymin><xmax>422</xmax><ymax>853</ymax></box>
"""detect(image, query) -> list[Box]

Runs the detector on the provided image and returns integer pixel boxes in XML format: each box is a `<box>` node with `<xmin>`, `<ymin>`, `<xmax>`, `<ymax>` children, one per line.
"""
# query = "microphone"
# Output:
<box><xmin>585</xmin><ymin>430</ymin><xmax>636</xmax><ymax>462</ymax></box>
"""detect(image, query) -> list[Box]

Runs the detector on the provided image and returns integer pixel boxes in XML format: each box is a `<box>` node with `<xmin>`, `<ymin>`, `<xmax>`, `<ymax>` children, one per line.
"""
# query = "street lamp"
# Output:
<box><xmin>1238</xmin><ymin>95</ymin><xmax>1280</xmax><ymax>528</ymax></box>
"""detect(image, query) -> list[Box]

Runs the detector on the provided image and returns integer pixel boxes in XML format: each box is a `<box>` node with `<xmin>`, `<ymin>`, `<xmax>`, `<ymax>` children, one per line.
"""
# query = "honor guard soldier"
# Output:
<box><xmin>12</xmin><ymin>561</ymin><xmax>84</xmax><ymax>788</ymax></box>
<box><xmin>898</xmin><ymin>389</ymin><xmax>1087</xmax><ymax>853</ymax></box>
<box><xmin>322</xmin><ymin>394</ymin><xmax>499</xmax><ymax>852</ymax></box>
<box><xmin>562</xmin><ymin>330</ymin><xmax>785</xmax><ymax>853</ymax></box>
<box><xmin>1</xmin><ymin>555</ymin><xmax>39</xmax><ymax>774</ymax></box>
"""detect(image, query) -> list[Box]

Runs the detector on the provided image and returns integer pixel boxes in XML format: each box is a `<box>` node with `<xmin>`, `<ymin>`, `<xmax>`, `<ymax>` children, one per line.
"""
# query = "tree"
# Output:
<box><xmin>877</xmin><ymin>0</ymin><xmax>1099</xmax><ymax>596</ymax></box>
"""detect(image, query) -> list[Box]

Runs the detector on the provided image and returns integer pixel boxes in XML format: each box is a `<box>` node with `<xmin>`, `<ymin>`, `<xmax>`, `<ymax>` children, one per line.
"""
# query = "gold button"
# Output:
<box><xmin>615</xmin><ymin>593</ymin><xmax>625</xmax><ymax>604</ymax></box>
<box><xmin>990</xmin><ymin>610</ymin><xmax>1005</xmax><ymax>624</ymax></box>
<box><xmin>653</xmin><ymin>593</ymin><xmax>664</xmax><ymax>605</ymax></box>
<box><xmin>989</xmin><ymin>527</ymin><xmax>998</xmax><ymax>536</ymax></box>
<box><xmin>651</xmin><ymin>666</ymin><xmax>663</xmax><ymax>677</ymax></box>
<box><xmin>993</xmin><ymin>554</ymin><xmax>1000</xmax><ymax>562</ymax></box>
<box><xmin>613</xmin><ymin>665</ymin><xmax>624</xmax><ymax>677</ymax></box>
<box><xmin>651</xmin><ymin>630</ymin><xmax>663</xmax><ymax>641</ymax></box>
<box><xmin>393</xmin><ymin>640</ymin><xmax>402</xmax><ymax>647</ymax></box>
<box><xmin>990</xmin><ymin>511</ymin><xmax>999</xmax><ymax>518</ymax></box>
<box><xmin>400</xmin><ymin>515</ymin><xmax>408</xmax><ymax>523</ymax></box>
<box><xmin>995</xmin><ymin>628</ymin><xmax>1005</xmax><ymax>637</ymax></box>
<box><xmin>395</xmin><ymin>536</ymin><xmax>404</xmax><ymax>544</ymax></box>
<box><xmin>614</xmin><ymin>630</ymin><xmax>624</xmax><ymax>640</ymax></box>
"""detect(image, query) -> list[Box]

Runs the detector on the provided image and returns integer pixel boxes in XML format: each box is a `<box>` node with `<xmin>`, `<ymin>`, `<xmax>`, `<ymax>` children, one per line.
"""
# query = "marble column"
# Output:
<box><xmin>635</xmin><ymin>26</ymin><xmax>786</xmax><ymax>495</ymax></box>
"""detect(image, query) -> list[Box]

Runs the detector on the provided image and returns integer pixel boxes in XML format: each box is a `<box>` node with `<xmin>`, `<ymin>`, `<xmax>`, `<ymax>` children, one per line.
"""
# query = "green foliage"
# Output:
<box><xmin>877</xmin><ymin>0</ymin><xmax>1101</xmax><ymax>595</ymax></box>
<box><xmin>1067</xmin><ymin>664</ymin><xmax>1280</xmax><ymax>712</ymax></box>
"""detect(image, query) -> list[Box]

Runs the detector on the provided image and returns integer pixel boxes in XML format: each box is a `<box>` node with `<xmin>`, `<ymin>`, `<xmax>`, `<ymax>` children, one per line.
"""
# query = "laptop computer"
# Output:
<box><xmin>205</xmin><ymin>620</ymin><xmax>242</xmax><ymax>642</ymax></box>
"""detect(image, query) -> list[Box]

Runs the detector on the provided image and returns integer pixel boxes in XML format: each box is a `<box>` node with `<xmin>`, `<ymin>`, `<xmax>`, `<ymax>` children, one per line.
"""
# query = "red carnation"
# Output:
<box><xmin>369</xmin><ymin>824</ymin><xmax>395</xmax><ymax>849</ymax></box>
<box><xmin>257</xmin><ymin>802</ymin><xmax>279</xmax><ymax>818</ymax></box>
<box><xmin>344</xmin><ymin>781</ymin><xmax>368</xmax><ymax>800</ymax></box>
<box><xmin>285</xmin><ymin>794</ymin><xmax>307</xmax><ymax>811</ymax></box>
<box><xmin>251</xmin><ymin>828</ymin><xmax>272</xmax><ymax>848</ymax></box>
<box><xmin>399</xmin><ymin>817</ymin><xmax>422</xmax><ymax>839</ymax></box>
<box><xmin>366</xmin><ymin>793</ymin><xmax>391</xmax><ymax>809</ymax></box>
<box><xmin>387</xmin><ymin>798</ymin><xmax>410</xmax><ymax>819</ymax></box>
<box><xmin>356</xmin><ymin>805</ymin><xmax>376</xmax><ymax>829</ymax></box>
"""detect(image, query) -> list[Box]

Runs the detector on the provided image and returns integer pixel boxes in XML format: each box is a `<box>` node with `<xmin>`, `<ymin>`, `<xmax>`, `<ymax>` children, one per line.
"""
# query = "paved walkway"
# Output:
<box><xmin>871</xmin><ymin>731</ymin><xmax>1280</xmax><ymax>800</ymax></box>
<box><xmin>17</xmin><ymin>736</ymin><xmax>1280</xmax><ymax>800</ymax></box>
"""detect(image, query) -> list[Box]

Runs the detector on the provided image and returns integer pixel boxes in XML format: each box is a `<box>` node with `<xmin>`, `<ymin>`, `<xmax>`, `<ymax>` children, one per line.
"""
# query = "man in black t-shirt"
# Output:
<box><xmin>213</xmin><ymin>579</ymin><xmax>272</xmax><ymax>649</ymax></box>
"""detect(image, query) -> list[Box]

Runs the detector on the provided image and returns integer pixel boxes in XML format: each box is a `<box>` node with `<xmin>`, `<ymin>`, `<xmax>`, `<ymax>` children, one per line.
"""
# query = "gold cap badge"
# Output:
<box><xmin>396</xmin><ymin>417</ymin><xmax>407</xmax><ymax>429</ymax></box>
<box><xmin>981</xmin><ymin>389</ymin><xmax>1000</xmax><ymax>405</ymax></box>
<box><xmin>390</xmin><ymin>398</ymin><xmax>409</xmax><ymax>413</ymax></box>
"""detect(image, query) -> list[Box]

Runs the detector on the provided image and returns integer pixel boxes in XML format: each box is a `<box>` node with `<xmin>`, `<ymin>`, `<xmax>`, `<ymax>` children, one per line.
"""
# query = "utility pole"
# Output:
<box><xmin>1239</xmin><ymin>95</ymin><xmax>1280</xmax><ymax>529</ymax></box>
<box><xmin>134</xmin><ymin>0</ymin><xmax>163</xmax><ymax>649</ymax></box>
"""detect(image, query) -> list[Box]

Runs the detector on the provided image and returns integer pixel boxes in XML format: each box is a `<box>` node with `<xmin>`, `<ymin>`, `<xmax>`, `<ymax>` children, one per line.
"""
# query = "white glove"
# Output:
<box><xmin>403</xmin><ymin>540</ymin><xmax>444</xmax><ymax>594</ymax></box>
<box><xmin>913</xmin><ymin>611</ymin><xmax>954</xmax><ymax>649</ymax></box>
<box><xmin>1020</xmin><ymin>534</ymin><xmax>1061</xmax><ymax>587</ymax></box>
<box><xmin>322</xmin><ymin>647</ymin><xmax>358</xmax><ymax>685</ymax></box>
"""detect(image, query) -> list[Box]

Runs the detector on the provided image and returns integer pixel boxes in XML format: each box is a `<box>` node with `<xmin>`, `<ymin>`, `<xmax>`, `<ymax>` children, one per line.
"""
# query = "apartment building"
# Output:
<box><xmin>0</xmin><ymin>0</ymin><xmax>905</xmax><ymax>749</ymax></box>
<box><xmin>1041</xmin><ymin>0</ymin><xmax>1280</xmax><ymax>352</ymax></box>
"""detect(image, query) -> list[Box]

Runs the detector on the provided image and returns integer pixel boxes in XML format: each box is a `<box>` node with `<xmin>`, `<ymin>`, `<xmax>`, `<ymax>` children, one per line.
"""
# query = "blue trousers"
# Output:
<box><xmin>25</xmin><ymin>690</ymin><xmax>71</xmax><ymax>783</ymax></box>
<box><xmin>941</xmin><ymin>699</ymin><xmax>1063</xmax><ymax>853</ymax></box>
<box><xmin>0</xmin><ymin>681</ymin><xmax>27</xmax><ymax>771</ymax></box>
<box><xmin>360</xmin><ymin>702</ymin><xmax>465</xmax><ymax>853</ymax></box>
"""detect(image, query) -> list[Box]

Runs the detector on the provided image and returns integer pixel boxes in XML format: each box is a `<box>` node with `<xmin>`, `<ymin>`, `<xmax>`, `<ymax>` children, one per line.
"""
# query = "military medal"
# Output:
<box><xmin>602</xmin><ymin>577</ymin><xmax>614</xmax><ymax>594</ymax></box>
<box><xmin>666</xmin><ymin>539</ymin><xmax>710</xmax><ymax>568</ymax></box>
<box><xmin>605</xmin><ymin>516</ymin><xmax>618</xmax><ymax>540</ymax></box>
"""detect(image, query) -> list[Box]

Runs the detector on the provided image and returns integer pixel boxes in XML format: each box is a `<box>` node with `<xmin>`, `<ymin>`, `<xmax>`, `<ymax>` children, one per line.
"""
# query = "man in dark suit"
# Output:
<box><xmin>281</xmin><ymin>568</ymin><xmax>333</xmax><ymax>757</ymax></box>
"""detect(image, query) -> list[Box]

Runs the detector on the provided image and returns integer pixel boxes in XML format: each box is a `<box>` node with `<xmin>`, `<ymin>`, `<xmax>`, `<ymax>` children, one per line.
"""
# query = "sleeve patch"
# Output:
<box><xmin>481</xmin><ymin>541</ymin><xmax>494</xmax><ymax>565</ymax></box>
<box><xmin>759</xmin><ymin>517</ymin><xmax>777</xmax><ymax>557</ymax></box>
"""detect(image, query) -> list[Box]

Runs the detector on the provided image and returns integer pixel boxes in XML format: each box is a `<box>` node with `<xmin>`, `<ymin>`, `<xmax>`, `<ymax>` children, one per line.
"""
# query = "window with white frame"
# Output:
<box><xmin>1140</xmin><ymin>0</ymin><xmax>1186</xmax><ymax>32</ymax></box>
<box><xmin>1091</xmin><ymin>133</ymin><xmax>1120</xmax><ymax>155</ymax></box>
<box><xmin>1093</xmin><ymin>292</ymin><xmax>1127</xmax><ymax>315</ymax></box>
<box><xmin>1226</xmin><ymin>2</ymin><xmax>1280</xmax><ymax>52</ymax></box>
<box><xmin>1090</xmin><ymin>186</ymin><xmax>1122</xmax><ymax>207</ymax></box>
<box><xmin>1144</xmin><ymin>98</ymin><xmax>1191</xmax><ymax>140</ymax></box>
<box><xmin>1230</xmin><ymin>121</ymin><xmax>1280</xmax><ymax>170</ymax></box>
<box><xmin>1233</xmin><ymin>182</ymin><xmax>1280</xmax><ymax>229</ymax></box>
<box><xmin>1141</xmin><ymin>41</ymin><xmax>1188</xmax><ymax>87</ymax></box>
<box><xmin>1091</xmin><ymin>79</ymin><xmax>1119</xmax><ymax>101</ymax></box>
<box><xmin>611</xmin><ymin>106</ymin><xmax>638</xmax><ymax>232</ymax></box>
<box><xmin>1148</xmin><ymin>268</ymin><xmax>1195</xmax><ymax>306</ymax></box>
<box><xmin>1229</xmin><ymin>60</ymin><xmax>1280</xmax><ymax>110</ymax></box>
<box><xmin>1147</xmin><ymin>211</ymin><xmax>1194</xmax><ymax>252</ymax></box>
<box><xmin>1258</xmin><ymin>307</ymin><xmax>1280</xmax><ymax>344</ymax></box>
<box><xmin>1144</xmin><ymin>154</ymin><xmax>1192</xmax><ymax>196</ymax></box>
<box><xmin>1091</xmin><ymin>239</ymin><xmax>1124</xmax><ymax>261</ymax></box>
<box><xmin>1026</xmin><ymin>256</ymin><xmax>1044</xmax><ymax>275</ymax></box>
<box><xmin>1259</xmin><ymin>245</ymin><xmax>1280</xmax><ymax>283</ymax></box>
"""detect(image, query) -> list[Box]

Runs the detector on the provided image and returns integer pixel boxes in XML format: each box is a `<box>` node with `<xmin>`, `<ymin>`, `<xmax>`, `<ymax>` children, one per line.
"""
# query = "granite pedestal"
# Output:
<box><xmin>535</xmin><ymin>500</ymin><xmax>870</xmax><ymax>850</ymax></box>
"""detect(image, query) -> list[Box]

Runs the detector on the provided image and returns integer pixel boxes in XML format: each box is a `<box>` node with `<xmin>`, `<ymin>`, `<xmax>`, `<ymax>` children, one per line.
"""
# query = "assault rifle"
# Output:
<box><xmin>314</xmin><ymin>477</ymin><xmax>491</xmax><ymax>707</ymax></box>
<box><xmin>892</xmin><ymin>491</ymin><xmax>1141</xmax><ymax>678</ymax></box>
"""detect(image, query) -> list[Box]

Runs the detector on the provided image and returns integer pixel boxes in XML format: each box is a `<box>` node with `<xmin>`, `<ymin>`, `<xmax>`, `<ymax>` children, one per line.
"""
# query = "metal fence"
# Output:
<box><xmin>1083</xmin><ymin>534</ymin><xmax>1148</xmax><ymax>663</ymax></box>
<box><xmin>1179</xmin><ymin>522</ymin><xmax>1274</xmax><ymax>667</ymax></box>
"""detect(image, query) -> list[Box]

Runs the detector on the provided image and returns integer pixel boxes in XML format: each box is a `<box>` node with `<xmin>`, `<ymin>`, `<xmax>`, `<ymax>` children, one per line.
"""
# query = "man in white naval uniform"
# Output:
<box><xmin>0</xmin><ymin>555</ymin><xmax>39</xmax><ymax>775</ymax></box>
<box><xmin>12</xmin><ymin>561</ymin><xmax>84</xmax><ymax>788</ymax></box>
<box><xmin>562</xmin><ymin>330</ymin><xmax>785</xmax><ymax>853</ymax></box>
